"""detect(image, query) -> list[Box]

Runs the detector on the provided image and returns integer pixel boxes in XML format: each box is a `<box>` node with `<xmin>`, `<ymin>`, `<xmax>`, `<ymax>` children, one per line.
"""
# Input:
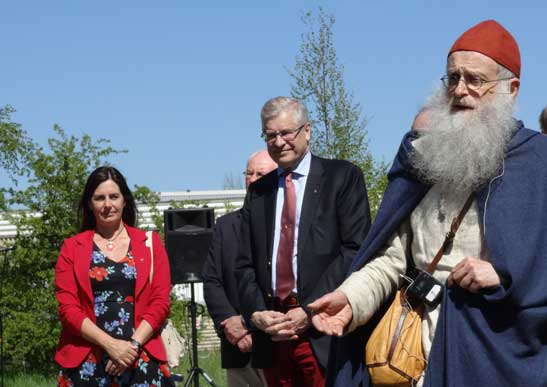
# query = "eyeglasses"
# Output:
<box><xmin>440</xmin><ymin>73</ymin><xmax>513</xmax><ymax>91</ymax></box>
<box><xmin>261</xmin><ymin>123</ymin><xmax>306</xmax><ymax>144</ymax></box>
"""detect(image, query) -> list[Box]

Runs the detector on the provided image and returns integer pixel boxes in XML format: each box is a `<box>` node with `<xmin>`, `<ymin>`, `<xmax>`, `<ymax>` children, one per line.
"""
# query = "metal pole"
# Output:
<box><xmin>190</xmin><ymin>282</ymin><xmax>199</xmax><ymax>387</ymax></box>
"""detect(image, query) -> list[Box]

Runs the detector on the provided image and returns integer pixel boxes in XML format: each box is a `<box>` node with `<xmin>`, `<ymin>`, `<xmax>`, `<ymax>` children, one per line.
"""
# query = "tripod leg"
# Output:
<box><xmin>197</xmin><ymin>368</ymin><xmax>218</xmax><ymax>387</ymax></box>
<box><xmin>183</xmin><ymin>368</ymin><xmax>198</xmax><ymax>387</ymax></box>
<box><xmin>183</xmin><ymin>283</ymin><xmax>218</xmax><ymax>387</ymax></box>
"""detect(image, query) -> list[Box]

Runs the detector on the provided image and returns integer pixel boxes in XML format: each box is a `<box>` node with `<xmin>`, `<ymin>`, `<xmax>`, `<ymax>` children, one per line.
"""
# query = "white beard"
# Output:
<box><xmin>410</xmin><ymin>88</ymin><xmax>517</xmax><ymax>193</ymax></box>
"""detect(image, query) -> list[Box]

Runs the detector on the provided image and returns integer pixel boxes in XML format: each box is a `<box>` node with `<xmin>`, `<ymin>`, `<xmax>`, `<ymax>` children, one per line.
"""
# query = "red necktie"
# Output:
<box><xmin>275</xmin><ymin>171</ymin><xmax>296</xmax><ymax>300</ymax></box>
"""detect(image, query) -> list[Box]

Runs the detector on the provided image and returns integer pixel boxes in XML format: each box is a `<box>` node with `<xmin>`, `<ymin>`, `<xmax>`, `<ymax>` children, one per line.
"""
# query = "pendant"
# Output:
<box><xmin>106</xmin><ymin>240</ymin><xmax>115</xmax><ymax>251</ymax></box>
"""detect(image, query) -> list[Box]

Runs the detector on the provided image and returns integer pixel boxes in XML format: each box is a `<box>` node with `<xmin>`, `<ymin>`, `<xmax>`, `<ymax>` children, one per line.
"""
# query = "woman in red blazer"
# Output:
<box><xmin>55</xmin><ymin>166</ymin><xmax>172</xmax><ymax>386</ymax></box>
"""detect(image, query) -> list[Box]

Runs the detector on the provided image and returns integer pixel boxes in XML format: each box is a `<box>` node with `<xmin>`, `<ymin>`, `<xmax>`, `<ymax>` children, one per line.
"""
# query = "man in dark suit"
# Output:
<box><xmin>236</xmin><ymin>96</ymin><xmax>371</xmax><ymax>386</ymax></box>
<box><xmin>203</xmin><ymin>150</ymin><xmax>277</xmax><ymax>387</ymax></box>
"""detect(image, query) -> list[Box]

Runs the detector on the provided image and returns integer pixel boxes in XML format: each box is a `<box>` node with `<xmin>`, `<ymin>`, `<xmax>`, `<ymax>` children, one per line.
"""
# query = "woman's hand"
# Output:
<box><xmin>104</xmin><ymin>337</ymin><xmax>138</xmax><ymax>367</ymax></box>
<box><xmin>105</xmin><ymin>359</ymin><xmax>128</xmax><ymax>376</ymax></box>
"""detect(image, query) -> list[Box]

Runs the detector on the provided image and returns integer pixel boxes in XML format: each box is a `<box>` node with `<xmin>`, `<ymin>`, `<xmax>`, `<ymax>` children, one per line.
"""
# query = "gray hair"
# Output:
<box><xmin>496</xmin><ymin>63</ymin><xmax>517</xmax><ymax>93</ymax></box>
<box><xmin>260</xmin><ymin>96</ymin><xmax>308</xmax><ymax>130</ymax></box>
<box><xmin>540</xmin><ymin>106</ymin><xmax>547</xmax><ymax>134</ymax></box>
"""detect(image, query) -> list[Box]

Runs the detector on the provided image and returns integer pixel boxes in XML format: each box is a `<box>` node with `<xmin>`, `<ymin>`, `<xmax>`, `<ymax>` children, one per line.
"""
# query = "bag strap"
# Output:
<box><xmin>145</xmin><ymin>231</ymin><xmax>154</xmax><ymax>283</ymax></box>
<box><xmin>425</xmin><ymin>193</ymin><xmax>475</xmax><ymax>274</ymax></box>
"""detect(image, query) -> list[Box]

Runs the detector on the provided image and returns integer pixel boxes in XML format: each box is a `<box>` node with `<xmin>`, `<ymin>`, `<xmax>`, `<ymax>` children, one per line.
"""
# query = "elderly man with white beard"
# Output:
<box><xmin>308</xmin><ymin>20</ymin><xmax>547</xmax><ymax>387</ymax></box>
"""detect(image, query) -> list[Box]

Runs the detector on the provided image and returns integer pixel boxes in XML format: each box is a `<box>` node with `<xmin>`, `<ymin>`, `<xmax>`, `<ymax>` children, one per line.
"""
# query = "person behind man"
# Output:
<box><xmin>235</xmin><ymin>96</ymin><xmax>371</xmax><ymax>386</ymax></box>
<box><xmin>202</xmin><ymin>150</ymin><xmax>277</xmax><ymax>387</ymax></box>
<box><xmin>309</xmin><ymin>20</ymin><xmax>547</xmax><ymax>387</ymax></box>
<box><xmin>540</xmin><ymin>106</ymin><xmax>547</xmax><ymax>134</ymax></box>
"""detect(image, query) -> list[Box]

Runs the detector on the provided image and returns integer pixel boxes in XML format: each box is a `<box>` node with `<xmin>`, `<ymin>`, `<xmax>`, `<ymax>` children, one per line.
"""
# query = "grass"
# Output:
<box><xmin>173</xmin><ymin>348</ymin><xmax>226</xmax><ymax>386</ymax></box>
<box><xmin>4</xmin><ymin>349</ymin><xmax>225</xmax><ymax>387</ymax></box>
<box><xmin>4</xmin><ymin>374</ymin><xmax>55</xmax><ymax>387</ymax></box>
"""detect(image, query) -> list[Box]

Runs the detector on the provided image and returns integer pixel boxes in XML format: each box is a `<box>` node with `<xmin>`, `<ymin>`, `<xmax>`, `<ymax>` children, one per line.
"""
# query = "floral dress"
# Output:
<box><xmin>58</xmin><ymin>244</ymin><xmax>173</xmax><ymax>387</ymax></box>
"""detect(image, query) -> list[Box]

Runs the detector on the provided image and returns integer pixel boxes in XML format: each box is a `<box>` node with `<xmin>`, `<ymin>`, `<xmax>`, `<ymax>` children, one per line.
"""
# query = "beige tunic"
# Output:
<box><xmin>339</xmin><ymin>184</ymin><xmax>486</xmax><ymax>360</ymax></box>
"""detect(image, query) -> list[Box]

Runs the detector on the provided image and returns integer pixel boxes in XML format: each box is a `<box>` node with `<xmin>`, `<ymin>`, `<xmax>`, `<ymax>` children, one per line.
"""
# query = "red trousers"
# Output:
<box><xmin>263</xmin><ymin>336</ymin><xmax>325</xmax><ymax>387</ymax></box>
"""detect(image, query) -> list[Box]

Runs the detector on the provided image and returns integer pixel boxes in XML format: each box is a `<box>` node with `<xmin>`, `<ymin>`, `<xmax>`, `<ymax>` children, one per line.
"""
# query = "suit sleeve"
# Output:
<box><xmin>55</xmin><ymin>239</ymin><xmax>88</xmax><ymax>336</ymax></box>
<box><xmin>235</xmin><ymin>191</ymin><xmax>267</xmax><ymax>325</ymax></box>
<box><xmin>305</xmin><ymin>163</ymin><xmax>371</xmax><ymax>309</ymax></box>
<box><xmin>202</xmin><ymin>219</ymin><xmax>239</xmax><ymax>335</ymax></box>
<box><xmin>141</xmin><ymin>231</ymin><xmax>171</xmax><ymax>332</ymax></box>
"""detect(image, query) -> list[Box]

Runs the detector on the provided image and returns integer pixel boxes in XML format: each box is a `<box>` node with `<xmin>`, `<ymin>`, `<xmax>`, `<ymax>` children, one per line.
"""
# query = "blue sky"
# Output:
<box><xmin>2</xmin><ymin>1</ymin><xmax>545</xmax><ymax>192</ymax></box>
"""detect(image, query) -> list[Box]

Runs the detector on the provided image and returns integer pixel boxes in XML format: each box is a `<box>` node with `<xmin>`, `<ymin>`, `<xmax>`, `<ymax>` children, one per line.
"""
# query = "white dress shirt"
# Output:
<box><xmin>271</xmin><ymin>151</ymin><xmax>311</xmax><ymax>295</ymax></box>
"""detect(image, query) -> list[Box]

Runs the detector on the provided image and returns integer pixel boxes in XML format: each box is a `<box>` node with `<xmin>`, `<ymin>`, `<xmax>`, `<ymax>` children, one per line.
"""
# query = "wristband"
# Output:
<box><xmin>130</xmin><ymin>338</ymin><xmax>143</xmax><ymax>352</ymax></box>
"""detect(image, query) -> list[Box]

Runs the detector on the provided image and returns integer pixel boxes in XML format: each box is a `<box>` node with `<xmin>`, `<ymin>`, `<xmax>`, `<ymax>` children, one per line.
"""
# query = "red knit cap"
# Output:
<box><xmin>448</xmin><ymin>20</ymin><xmax>521</xmax><ymax>78</ymax></box>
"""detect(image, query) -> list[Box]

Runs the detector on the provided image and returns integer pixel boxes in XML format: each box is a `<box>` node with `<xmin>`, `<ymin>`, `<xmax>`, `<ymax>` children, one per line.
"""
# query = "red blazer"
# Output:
<box><xmin>54</xmin><ymin>225</ymin><xmax>171</xmax><ymax>368</ymax></box>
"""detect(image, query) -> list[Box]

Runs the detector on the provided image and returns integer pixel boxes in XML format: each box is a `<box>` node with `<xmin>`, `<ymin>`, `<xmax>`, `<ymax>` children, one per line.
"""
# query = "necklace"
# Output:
<box><xmin>97</xmin><ymin>226</ymin><xmax>125</xmax><ymax>252</ymax></box>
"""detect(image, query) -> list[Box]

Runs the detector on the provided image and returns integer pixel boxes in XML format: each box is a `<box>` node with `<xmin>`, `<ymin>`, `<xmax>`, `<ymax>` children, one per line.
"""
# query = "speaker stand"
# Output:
<box><xmin>183</xmin><ymin>278</ymin><xmax>217</xmax><ymax>387</ymax></box>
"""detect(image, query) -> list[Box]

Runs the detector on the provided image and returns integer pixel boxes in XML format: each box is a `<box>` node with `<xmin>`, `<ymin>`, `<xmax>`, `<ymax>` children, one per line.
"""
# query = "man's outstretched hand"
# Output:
<box><xmin>308</xmin><ymin>290</ymin><xmax>353</xmax><ymax>337</ymax></box>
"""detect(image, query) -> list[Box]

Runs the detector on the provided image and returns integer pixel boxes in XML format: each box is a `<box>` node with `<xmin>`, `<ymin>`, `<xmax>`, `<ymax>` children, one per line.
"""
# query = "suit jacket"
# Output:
<box><xmin>236</xmin><ymin>154</ymin><xmax>371</xmax><ymax>369</ymax></box>
<box><xmin>202</xmin><ymin>210</ymin><xmax>252</xmax><ymax>368</ymax></box>
<box><xmin>54</xmin><ymin>225</ymin><xmax>171</xmax><ymax>368</ymax></box>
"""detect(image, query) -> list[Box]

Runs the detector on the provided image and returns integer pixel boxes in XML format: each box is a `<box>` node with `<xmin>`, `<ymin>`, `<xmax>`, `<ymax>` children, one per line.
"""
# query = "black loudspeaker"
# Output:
<box><xmin>164</xmin><ymin>208</ymin><xmax>214</xmax><ymax>284</ymax></box>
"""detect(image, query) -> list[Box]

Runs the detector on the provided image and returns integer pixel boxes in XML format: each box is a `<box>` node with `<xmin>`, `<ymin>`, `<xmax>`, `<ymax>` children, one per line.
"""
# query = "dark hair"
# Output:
<box><xmin>78</xmin><ymin>166</ymin><xmax>138</xmax><ymax>231</ymax></box>
<box><xmin>540</xmin><ymin>106</ymin><xmax>547</xmax><ymax>134</ymax></box>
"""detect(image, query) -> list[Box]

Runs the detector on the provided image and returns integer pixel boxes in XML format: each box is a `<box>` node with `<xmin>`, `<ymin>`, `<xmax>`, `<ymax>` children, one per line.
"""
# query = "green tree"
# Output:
<box><xmin>133</xmin><ymin>185</ymin><xmax>164</xmax><ymax>236</ymax></box>
<box><xmin>0</xmin><ymin>107</ymin><xmax>124</xmax><ymax>372</ymax></box>
<box><xmin>288</xmin><ymin>9</ymin><xmax>388</xmax><ymax>217</ymax></box>
<box><xmin>0</xmin><ymin>106</ymin><xmax>34</xmax><ymax>210</ymax></box>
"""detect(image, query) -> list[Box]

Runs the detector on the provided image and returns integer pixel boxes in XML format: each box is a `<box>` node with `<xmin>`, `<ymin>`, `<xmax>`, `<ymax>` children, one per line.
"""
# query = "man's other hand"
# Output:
<box><xmin>251</xmin><ymin>310</ymin><xmax>291</xmax><ymax>333</ymax></box>
<box><xmin>269</xmin><ymin>307</ymin><xmax>310</xmax><ymax>342</ymax></box>
<box><xmin>237</xmin><ymin>333</ymin><xmax>253</xmax><ymax>353</ymax></box>
<box><xmin>447</xmin><ymin>256</ymin><xmax>501</xmax><ymax>293</ymax></box>
<box><xmin>220</xmin><ymin>315</ymin><xmax>248</xmax><ymax>346</ymax></box>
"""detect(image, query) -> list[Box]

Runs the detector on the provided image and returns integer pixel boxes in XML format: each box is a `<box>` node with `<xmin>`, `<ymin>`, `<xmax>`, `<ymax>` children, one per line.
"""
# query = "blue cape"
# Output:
<box><xmin>328</xmin><ymin>122</ymin><xmax>547</xmax><ymax>387</ymax></box>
